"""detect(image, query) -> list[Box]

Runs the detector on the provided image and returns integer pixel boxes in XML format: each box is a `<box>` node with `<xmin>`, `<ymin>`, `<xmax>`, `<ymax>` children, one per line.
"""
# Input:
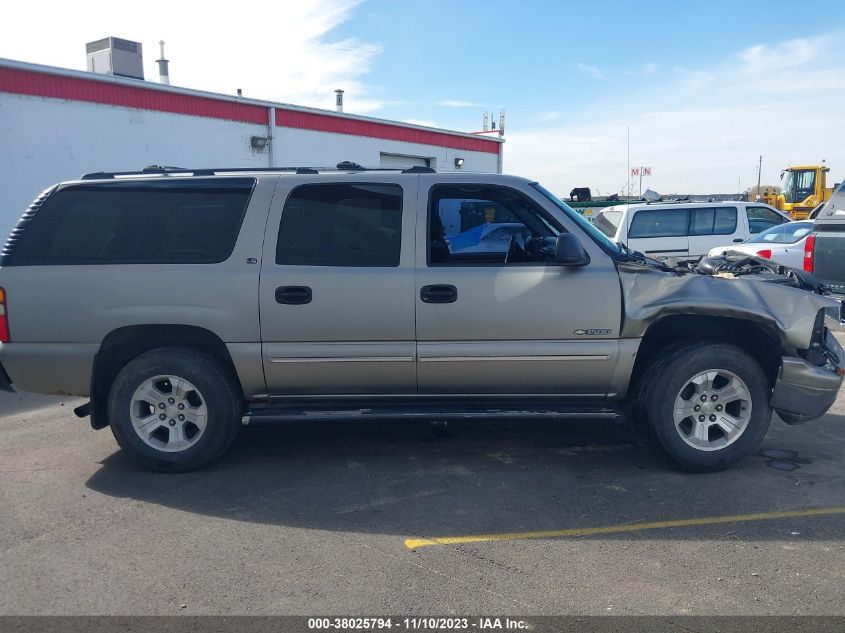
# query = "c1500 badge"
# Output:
<box><xmin>573</xmin><ymin>328</ymin><xmax>613</xmax><ymax>336</ymax></box>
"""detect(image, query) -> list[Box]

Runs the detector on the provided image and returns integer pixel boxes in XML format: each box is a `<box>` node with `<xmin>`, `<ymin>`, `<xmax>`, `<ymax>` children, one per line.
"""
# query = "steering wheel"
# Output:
<box><xmin>524</xmin><ymin>236</ymin><xmax>543</xmax><ymax>261</ymax></box>
<box><xmin>523</xmin><ymin>236</ymin><xmax>557</xmax><ymax>262</ymax></box>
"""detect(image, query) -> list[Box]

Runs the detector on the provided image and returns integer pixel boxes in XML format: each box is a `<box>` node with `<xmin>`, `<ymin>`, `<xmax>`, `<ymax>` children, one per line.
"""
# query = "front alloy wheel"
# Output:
<box><xmin>638</xmin><ymin>342</ymin><xmax>771</xmax><ymax>472</ymax></box>
<box><xmin>673</xmin><ymin>369</ymin><xmax>752</xmax><ymax>451</ymax></box>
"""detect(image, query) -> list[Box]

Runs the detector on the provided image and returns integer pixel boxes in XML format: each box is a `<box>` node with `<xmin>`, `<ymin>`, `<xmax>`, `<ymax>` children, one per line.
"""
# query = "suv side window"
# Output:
<box><xmin>690</xmin><ymin>207</ymin><xmax>738</xmax><ymax>235</ymax></box>
<box><xmin>276</xmin><ymin>183</ymin><xmax>402</xmax><ymax>267</ymax></box>
<box><xmin>428</xmin><ymin>185</ymin><xmax>557</xmax><ymax>265</ymax></box>
<box><xmin>746</xmin><ymin>206</ymin><xmax>787</xmax><ymax>234</ymax></box>
<box><xmin>628</xmin><ymin>208</ymin><xmax>689</xmax><ymax>238</ymax></box>
<box><xmin>3</xmin><ymin>179</ymin><xmax>255</xmax><ymax>266</ymax></box>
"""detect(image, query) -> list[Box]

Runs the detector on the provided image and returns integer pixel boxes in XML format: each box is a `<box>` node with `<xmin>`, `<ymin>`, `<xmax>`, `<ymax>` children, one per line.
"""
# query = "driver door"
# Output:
<box><xmin>415</xmin><ymin>176</ymin><xmax>622</xmax><ymax>395</ymax></box>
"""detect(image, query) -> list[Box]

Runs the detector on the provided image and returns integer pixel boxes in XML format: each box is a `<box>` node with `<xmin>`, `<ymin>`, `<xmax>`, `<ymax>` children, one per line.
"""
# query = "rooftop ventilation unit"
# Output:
<box><xmin>86</xmin><ymin>37</ymin><xmax>144</xmax><ymax>80</ymax></box>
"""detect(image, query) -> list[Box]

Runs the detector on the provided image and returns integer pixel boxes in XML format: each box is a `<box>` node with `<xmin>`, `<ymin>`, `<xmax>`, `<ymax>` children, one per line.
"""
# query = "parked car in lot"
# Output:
<box><xmin>0</xmin><ymin>166</ymin><xmax>841</xmax><ymax>472</ymax></box>
<box><xmin>593</xmin><ymin>201</ymin><xmax>790</xmax><ymax>262</ymax></box>
<box><xmin>707</xmin><ymin>221</ymin><xmax>814</xmax><ymax>268</ymax></box>
<box><xmin>805</xmin><ymin>181</ymin><xmax>845</xmax><ymax>320</ymax></box>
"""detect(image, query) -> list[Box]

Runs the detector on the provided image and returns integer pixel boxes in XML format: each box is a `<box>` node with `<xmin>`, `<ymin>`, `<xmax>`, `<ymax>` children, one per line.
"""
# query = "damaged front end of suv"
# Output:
<box><xmin>617</xmin><ymin>251</ymin><xmax>844</xmax><ymax>425</ymax></box>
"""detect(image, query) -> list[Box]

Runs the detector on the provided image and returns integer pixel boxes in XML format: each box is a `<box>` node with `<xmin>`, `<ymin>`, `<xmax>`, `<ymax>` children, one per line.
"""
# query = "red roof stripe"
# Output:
<box><xmin>0</xmin><ymin>66</ymin><xmax>269</xmax><ymax>125</ymax></box>
<box><xmin>276</xmin><ymin>109</ymin><xmax>500</xmax><ymax>154</ymax></box>
<box><xmin>0</xmin><ymin>65</ymin><xmax>501</xmax><ymax>155</ymax></box>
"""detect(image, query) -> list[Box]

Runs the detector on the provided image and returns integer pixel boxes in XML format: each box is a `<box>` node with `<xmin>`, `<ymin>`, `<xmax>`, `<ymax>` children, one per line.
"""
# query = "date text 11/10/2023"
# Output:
<box><xmin>307</xmin><ymin>617</ymin><xmax>529</xmax><ymax>630</ymax></box>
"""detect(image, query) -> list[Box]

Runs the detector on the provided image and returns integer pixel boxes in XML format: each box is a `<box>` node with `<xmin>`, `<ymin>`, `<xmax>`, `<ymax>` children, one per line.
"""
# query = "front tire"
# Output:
<box><xmin>107</xmin><ymin>347</ymin><xmax>242</xmax><ymax>472</ymax></box>
<box><xmin>637</xmin><ymin>342</ymin><xmax>772</xmax><ymax>472</ymax></box>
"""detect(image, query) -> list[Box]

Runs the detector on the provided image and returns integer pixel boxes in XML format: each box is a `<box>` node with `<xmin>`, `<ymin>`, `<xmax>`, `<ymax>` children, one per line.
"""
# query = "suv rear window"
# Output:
<box><xmin>628</xmin><ymin>209</ymin><xmax>689</xmax><ymax>238</ymax></box>
<box><xmin>628</xmin><ymin>206</ymin><xmax>739</xmax><ymax>238</ymax></box>
<box><xmin>276</xmin><ymin>183</ymin><xmax>402</xmax><ymax>267</ymax></box>
<box><xmin>690</xmin><ymin>207</ymin><xmax>737</xmax><ymax>235</ymax></box>
<box><xmin>593</xmin><ymin>210</ymin><xmax>622</xmax><ymax>238</ymax></box>
<box><xmin>2</xmin><ymin>179</ymin><xmax>255</xmax><ymax>266</ymax></box>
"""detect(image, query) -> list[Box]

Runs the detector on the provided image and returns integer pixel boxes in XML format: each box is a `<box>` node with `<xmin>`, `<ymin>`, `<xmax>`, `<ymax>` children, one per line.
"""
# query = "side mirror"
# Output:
<box><xmin>555</xmin><ymin>233</ymin><xmax>591</xmax><ymax>266</ymax></box>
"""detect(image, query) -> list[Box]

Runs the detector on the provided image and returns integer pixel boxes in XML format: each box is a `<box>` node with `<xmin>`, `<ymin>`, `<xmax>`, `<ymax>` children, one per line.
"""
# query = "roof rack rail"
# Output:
<box><xmin>336</xmin><ymin>161</ymin><xmax>364</xmax><ymax>171</ymax></box>
<box><xmin>645</xmin><ymin>199</ymin><xmax>695</xmax><ymax>205</ymax></box>
<box><xmin>401</xmin><ymin>166</ymin><xmax>436</xmax><ymax>173</ymax></box>
<box><xmin>80</xmin><ymin>162</ymin><xmax>438</xmax><ymax>180</ymax></box>
<box><xmin>81</xmin><ymin>166</ymin><xmax>314</xmax><ymax>180</ymax></box>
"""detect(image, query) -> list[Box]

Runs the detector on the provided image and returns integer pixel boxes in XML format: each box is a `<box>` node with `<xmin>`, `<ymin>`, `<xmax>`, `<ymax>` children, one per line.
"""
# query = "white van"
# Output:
<box><xmin>593</xmin><ymin>201</ymin><xmax>791</xmax><ymax>261</ymax></box>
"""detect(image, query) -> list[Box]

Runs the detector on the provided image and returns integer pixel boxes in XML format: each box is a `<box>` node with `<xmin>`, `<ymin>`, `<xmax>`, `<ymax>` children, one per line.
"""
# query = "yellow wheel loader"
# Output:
<box><xmin>763</xmin><ymin>165</ymin><xmax>833</xmax><ymax>220</ymax></box>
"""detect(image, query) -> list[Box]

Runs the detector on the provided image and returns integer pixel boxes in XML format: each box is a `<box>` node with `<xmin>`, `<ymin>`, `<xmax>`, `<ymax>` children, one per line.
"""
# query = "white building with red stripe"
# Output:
<box><xmin>0</xmin><ymin>57</ymin><xmax>503</xmax><ymax>238</ymax></box>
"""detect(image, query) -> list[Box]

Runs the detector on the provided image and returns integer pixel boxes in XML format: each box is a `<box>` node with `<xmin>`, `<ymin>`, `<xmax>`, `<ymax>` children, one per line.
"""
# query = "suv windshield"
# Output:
<box><xmin>531</xmin><ymin>184</ymin><xmax>622</xmax><ymax>254</ymax></box>
<box><xmin>781</xmin><ymin>169</ymin><xmax>815</xmax><ymax>204</ymax></box>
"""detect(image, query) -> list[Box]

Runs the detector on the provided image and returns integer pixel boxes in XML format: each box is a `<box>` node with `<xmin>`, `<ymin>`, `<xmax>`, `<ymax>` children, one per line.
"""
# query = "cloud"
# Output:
<box><xmin>402</xmin><ymin>118</ymin><xmax>441</xmax><ymax>128</ymax></box>
<box><xmin>576</xmin><ymin>61</ymin><xmax>659</xmax><ymax>81</ymax></box>
<box><xmin>511</xmin><ymin>33</ymin><xmax>845</xmax><ymax>195</ymax></box>
<box><xmin>436</xmin><ymin>99</ymin><xmax>483</xmax><ymax>108</ymax></box>
<box><xmin>0</xmin><ymin>0</ymin><xmax>384</xmax><ymax>113</ymax></box>
<box><xmin>576</xmin><ymin>63</ymin><xmax>607</xmax><ymax>80</ymax></box>
<box><xmin>538</xmin><ymin>111</ymin><xmax>566</xmax><ymax>122</ymax></box>
<box><xmin>738</xmin><ymin>37</ymin><xmax>822</xmax><ymax>72</ymax></box>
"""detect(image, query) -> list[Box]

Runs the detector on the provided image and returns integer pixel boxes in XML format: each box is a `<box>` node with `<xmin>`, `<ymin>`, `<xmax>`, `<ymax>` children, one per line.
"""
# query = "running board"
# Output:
<box><xmin>242</xmin><ymin>400</ymin><xmax>621</xmax><ymax>425</ymax></box>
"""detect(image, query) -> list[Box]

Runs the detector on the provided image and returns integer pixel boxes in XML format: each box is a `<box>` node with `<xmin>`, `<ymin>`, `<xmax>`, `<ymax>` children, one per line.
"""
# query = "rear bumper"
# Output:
<box><xmin>770</xmin><ymin>334</ymin><xmax>844</xmax><ymax>423</ymax></box>
<box><xmin>0</xmin><ymin>362</ymin><xmax>13</xmax><ymax>392</ymax></box>
<box><xmin>0</xmin><ymin>342</ymin><xmax>97</xmax><ymax>396</ymax></box>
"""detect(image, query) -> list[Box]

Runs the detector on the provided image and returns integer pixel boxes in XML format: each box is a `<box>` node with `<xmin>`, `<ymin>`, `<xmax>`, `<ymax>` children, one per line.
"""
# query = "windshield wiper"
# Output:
<box><xmin>615</xmin><ymin>241</ymin><xmax>682</xmax><ymax>271</ymax></box>
<box><xmin>616</xmin><ymin>241</ymin><xmax>646</xmax><ymax>261</ymax></box>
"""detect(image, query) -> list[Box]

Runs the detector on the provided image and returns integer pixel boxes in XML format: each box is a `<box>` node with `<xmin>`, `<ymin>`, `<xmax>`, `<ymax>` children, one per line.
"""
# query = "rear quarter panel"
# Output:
<box><xmin>0</xmin><ymin>176</ymin><xmax>276</xmax><ymax>396</ymax></box>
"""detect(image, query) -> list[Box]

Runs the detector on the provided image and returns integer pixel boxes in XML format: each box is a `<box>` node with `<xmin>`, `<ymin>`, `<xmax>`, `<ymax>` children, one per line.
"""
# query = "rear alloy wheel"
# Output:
<box><xmin>130</xmin><ymin>375</ymin><xmax>208</xmax><ymax>452</ymax></box>
<box><xmin>638</xmin><ymin>342</ymin><xmax>771</xmax><ymax>472</ymax></box>
<box><xmin>108</xmin><ymin>347</ymin><xmax>242</xmax><ymax>471</ymax></box>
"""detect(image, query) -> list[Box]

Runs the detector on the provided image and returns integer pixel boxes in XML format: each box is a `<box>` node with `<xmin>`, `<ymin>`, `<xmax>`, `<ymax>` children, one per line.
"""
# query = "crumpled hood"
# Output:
<box><xmin>617</xmin><ymin>261</ymin><xmax>839</xmax><ymax>352</ymax></box>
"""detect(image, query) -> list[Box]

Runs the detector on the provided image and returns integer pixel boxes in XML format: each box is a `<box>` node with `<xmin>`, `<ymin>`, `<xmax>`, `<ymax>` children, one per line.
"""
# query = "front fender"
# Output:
<box><xmin>617</xmin><ymin>263</ymin><xmax>839</xmax><ymax>354</ymax></box>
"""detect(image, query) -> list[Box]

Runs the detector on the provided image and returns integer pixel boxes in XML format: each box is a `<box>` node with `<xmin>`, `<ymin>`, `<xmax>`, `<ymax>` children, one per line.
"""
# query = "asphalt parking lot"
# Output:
<box><xmin>1</xmin><ymin>335</ymin><xmax>844</xmax><ymax>616</ymax></box>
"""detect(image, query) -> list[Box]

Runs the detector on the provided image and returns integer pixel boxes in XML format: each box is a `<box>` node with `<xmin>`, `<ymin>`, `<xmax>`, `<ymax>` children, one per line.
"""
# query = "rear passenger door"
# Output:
<box><xmin>687</xmin><ymin>206</ymin><xmax>739</xmax><ymax>258</ymax></box>
<box><xmin>259</xmin><ymin>176</ymin><xmax>418</xmax><ymax>395</ymax></box>
<box><xmin>626</xmin><ymin>208</ymin><xmax>689</xmax><ymax>259</ymax></box>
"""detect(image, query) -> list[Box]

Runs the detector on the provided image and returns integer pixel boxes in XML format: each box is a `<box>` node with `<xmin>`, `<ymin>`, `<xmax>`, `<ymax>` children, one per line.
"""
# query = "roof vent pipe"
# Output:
<box><xmin>156</xmin><ymin>40</ymin><xmax>170</xmax><ymax>85</ymax></box>
<box><xmin>335</xmin><ymin>89</ymin><xmax>344</xmax><ymax>113</ymax></box>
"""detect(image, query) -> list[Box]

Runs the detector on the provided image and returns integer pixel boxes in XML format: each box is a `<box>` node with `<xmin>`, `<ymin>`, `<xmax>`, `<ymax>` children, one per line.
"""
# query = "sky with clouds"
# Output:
<box><xmin>2</xmin><ymin>0</ymin><xmax>844</xmax><ymax>195</ymax></box>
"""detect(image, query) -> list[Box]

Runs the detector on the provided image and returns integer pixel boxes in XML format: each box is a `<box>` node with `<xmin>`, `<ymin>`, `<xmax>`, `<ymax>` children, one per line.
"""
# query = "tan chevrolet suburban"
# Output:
<box><xmin>0</xmin><ymin>164</ymin><xmax>841</xmax><ymax>472</ymax></box>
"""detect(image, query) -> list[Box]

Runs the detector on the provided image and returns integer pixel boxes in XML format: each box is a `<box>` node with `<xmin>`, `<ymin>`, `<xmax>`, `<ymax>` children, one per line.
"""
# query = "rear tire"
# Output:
<box><xmin>636</xmin><ymin>342</ymin><xmax>771</xmax><ymax>472</ymax></box>
<box><xmin>107</xmin><ymin>347</ymin><xmax>242</xmax><ymax>472</ymax></box>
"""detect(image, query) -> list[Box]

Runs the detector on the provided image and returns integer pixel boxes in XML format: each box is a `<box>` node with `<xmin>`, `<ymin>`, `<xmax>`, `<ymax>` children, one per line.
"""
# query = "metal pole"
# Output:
<box><xmin>639</xmin><ymin>167</ymin><xmax>643</xmax><ymax>198</ymax></box>
<box><xmin>757</xmin><ymin>155</ymin><xmax>762</xmax><ymax>196</ymax></box>
<box><xmin>626</xmin><ymin>126</ymin><xmax>630</xmax><ymax>200</ymax></box>
<box><xmin>267</xmin><ymin>107</ymin><xmax>275</xmax><ymax>168</ymax></box>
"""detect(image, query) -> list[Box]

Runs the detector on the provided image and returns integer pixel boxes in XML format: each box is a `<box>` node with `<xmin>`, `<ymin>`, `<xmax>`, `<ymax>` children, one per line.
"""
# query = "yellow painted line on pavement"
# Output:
<box><xmin>404</xmin><ymin>506</ymin><xmax>845</xmax><ymax>550</ymax></box>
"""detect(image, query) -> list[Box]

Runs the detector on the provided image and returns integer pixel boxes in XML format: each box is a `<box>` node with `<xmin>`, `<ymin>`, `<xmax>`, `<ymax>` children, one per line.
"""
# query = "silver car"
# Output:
<box><xmin>707</xmin><ymin>221</ymin><xmax>814</xmax><ymax>268</ymax></box>
<box><xmin>0</xmin><ymin>166</ymin><xmax>841</xmax><ymax>472</ymax></box>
